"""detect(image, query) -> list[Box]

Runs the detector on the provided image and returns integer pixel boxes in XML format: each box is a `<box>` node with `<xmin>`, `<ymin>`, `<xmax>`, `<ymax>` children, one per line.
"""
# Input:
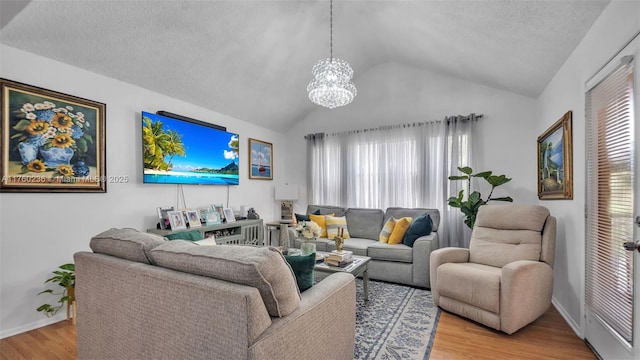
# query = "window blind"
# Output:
<box><xmin>585</xmin><ymin>59</ymin><xmax>634</xmax><ymax>343</ymax></box>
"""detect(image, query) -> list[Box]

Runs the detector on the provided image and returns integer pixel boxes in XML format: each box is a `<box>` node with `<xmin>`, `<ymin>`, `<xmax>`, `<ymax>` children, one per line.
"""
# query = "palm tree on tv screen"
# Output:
<box><xmin>143</xmin><ymin>117</ymin><xmax>185</xmax><ymax>171</ymax></box>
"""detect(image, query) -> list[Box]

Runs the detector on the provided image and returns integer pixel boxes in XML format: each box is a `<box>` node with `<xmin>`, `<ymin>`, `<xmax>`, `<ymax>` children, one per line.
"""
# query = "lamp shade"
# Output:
<box><xmin>275</xmin><ymin>184</ymin><xmax>299</xmax><ymax>201</ymax></box>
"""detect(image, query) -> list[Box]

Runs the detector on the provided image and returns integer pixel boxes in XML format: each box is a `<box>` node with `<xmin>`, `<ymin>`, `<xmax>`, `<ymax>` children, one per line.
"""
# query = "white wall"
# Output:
<box><xmin>0</xmin><ymin>45</ymin><xmax>285</xmax><ymax>337</ymax></box>
<box><xmin>283</xmin><ymin>61</ymin><xmax>538</xmax><ymax>211</ymax></box>
<box><xmin>535</xmin><ymin>0</ymin><xmax>640</xmax><ymax>336</ymax></box>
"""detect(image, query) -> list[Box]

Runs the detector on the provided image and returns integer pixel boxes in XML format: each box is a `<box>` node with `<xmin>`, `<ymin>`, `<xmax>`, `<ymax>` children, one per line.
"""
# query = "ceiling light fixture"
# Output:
<box><xmin>307</xmin><ymin>0</ymin><xmax>356</xmax><ymax>109</ymax></box>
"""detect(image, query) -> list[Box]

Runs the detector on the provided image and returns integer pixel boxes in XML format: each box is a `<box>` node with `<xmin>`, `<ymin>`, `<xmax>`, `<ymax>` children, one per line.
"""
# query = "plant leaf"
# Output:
<box><xmin>37</xmin><ymin>289</ymin><xmax>53</xmax><ymax>295</ymax></box>
<box><xmin>468</xmin><ymin>191</ymin><xmax>481</xmax><ymax>204</ymax></box>
<box><xmin>59</xmin><ymin>263</ymin><xmax>75</xmax><ymax>271</ymax></box>
<box><xmin>472</xmin><ymin>171</ymin><xmax>492</xmax><ymax>179</ymax></box>
<box><xmin>487</xmin><ymin>175</ymin><xmax>512</xmax><ymax>187</ymax></box>
<box><xmin>448</xmin><ymin>175</ymin><xmax>469</xmax><ymax>180</ymax></box>
<box><xmin>491</xmin><ymin>196</ymin><xmax>514</xmax><ymax>202</ymax></box>
<box><xmin>458</xmin><ymin>166</ymin><xmax>473</xmax><ymax>175</ymax></box>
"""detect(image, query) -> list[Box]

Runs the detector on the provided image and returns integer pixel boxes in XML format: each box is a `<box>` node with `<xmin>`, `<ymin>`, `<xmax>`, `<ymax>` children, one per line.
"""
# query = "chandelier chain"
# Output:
<box><xmin>330</xmin><ymin>0</ymin><xmax>333</xmax><ymax>61</ymax></box>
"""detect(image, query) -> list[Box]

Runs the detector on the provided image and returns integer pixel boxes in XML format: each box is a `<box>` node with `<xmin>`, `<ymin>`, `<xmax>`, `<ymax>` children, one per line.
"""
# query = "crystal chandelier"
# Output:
<box><xmin>307</xmin><ymin>0</ymin><xmax>356</xmax><ymax>109</ymax></box>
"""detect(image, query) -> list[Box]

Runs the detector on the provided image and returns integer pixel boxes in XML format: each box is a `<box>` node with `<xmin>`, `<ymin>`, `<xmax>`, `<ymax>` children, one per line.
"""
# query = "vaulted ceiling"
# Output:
<box><xmin>0</xmin><ymin>0</ymin><xmax>610</xmax><ymax>132</ymax></box>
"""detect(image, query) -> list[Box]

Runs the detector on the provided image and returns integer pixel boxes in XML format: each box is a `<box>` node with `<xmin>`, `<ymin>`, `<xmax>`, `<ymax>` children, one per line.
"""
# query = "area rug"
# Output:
<box><xmin>354</xmin><ymin>279</ymin><xmax>440</xmax><ymax>360</ymax></box>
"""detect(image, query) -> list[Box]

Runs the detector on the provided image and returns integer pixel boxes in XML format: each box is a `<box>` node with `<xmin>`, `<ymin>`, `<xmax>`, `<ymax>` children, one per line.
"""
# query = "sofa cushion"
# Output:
<box><xmin>385</xmin><ymin>207</ymin><xmax>440</xmax><ymax>232</ymax></box>
<box><xmin>149</xmin><ymin>241</ymin><xmax>301</xmax><ymax>317</ymax></box>
<box><xmin>90</xmin><ymin>228</ymin><xmax>167</xmax><ymax>264</ymax></box>
<box><xmin>284</xmin><ymin>253</ymin><xmax>316</xmax><ymax>291</ymax></box>
<box><xmin>367</xmin><ymin>242</ymin><xmax>413</xmax><ymax>263</ymax></box>
<box><xmin>345</xmin><ymin>208</ymin><xmax>385</xmax><ymax>240</ymax></box>
<box><xmin>403</xmin><ymin>214</ymin><xmax>433</xmax><ymax>247</ymax></box>
<box><xmin>325</xmin><ymin>215</ymin><xmax>350</xmax><ymax>239</ymax></box>
<box><xmin>437</xmin><ymin>262</ymin><xmax>501</xmax><ymax>313</ymax></box>
<box><xmin>379</xmin><ymin>217</ymin><xmax>397</xmax><ymax>243</ymax></box>
<box><xmin>470</xmin><ymin>205</ymin><xmax>550</xmax><ymax>268</ymax></box>
<box><xmin>329</xmin><ymin>238</ymin><xmax>372</xmax><ymax>256</ymax></box>
<box><xmin>388</xmin><ymin>217</ymin><xmax>412</xmax><ymax>244</ymax></box>
<box><xmin>307</xmin><ymin>205</ymin><xmax>347</xmax><ymax>217</ymax></box>
<box><xmin>164</xmin><ymin>229</ymin><xmax>204</xmax><ymax>241</ymax></box>
<box><xmin>309</xmin><ymin>213</ymin><xmax>333</xmax><ymax>238</ymax></box>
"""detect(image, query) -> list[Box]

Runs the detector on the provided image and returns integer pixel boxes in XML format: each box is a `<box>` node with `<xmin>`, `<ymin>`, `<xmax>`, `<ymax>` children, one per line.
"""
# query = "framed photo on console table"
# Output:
<box><xmin>0</xmin><ymin>78</ymin><xmax>106</xmax><ymax>193</ymax></box>
<box><xmin>223</xmin><ymin>208</ymin><xmax>236</xmax><ymax>222</ymax></box>
<box><xmin>168</xmin><ymin>210</ymin><xmax>187</xmax><ymax>230</ymax></box>
<box><xmin>185</xmin><ymin>209</ymin><xmax>201</xmax><ymax>228</ymax></box>
<box><xmin>537</xmin><ymin>110</ymin><xmax>573</xmax><ymax>200</ymax></box>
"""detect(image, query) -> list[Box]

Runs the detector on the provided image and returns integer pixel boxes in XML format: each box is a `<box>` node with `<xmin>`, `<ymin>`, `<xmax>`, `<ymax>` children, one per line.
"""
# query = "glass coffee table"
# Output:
<box><xmin>314</xmin><ymin>252</ymin><xmax>371</xmax><ymax>301</ymax></box>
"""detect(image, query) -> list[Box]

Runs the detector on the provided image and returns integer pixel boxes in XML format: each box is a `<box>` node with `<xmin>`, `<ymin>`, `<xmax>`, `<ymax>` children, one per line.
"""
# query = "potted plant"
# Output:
<box><xmin>36</xmin><ymin>263</ymin><xmax>75</xmax><ymax>317</ymax></box>
<box><xmin>448</xmin><ymin>166</ymin><xmax>513</xmax><ymax>229</ymax></box>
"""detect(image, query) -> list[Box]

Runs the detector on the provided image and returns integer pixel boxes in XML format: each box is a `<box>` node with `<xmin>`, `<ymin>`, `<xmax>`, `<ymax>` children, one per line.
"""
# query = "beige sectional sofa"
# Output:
<box><xmin>291</xmin><ymin>205</ymin><xmax>440</xmax><ymax>288</ymax></box>
<box><xmin>75</xmin><ymin>228</ymin><xmax>356</xmax><ymax>360</ymax></box>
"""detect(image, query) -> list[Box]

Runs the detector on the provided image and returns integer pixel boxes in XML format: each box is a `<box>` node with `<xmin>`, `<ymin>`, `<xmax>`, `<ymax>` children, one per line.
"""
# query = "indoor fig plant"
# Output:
<box><xmin>448</xmin><ymin>166</ymin><xmax>513</xmax><ymax>229</ymax></box>
<box><xmin>36</xmin><ymin>263</ymin><xmax>75</xmax><ymax>317</ymax></box>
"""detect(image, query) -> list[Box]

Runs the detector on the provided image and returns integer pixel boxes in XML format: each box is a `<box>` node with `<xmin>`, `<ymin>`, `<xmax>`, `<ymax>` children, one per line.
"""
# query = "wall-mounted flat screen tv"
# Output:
<box><xmin>142</xmin><ymin>111</ymin><xmax>239</xmax><ymax>185</ymax></box>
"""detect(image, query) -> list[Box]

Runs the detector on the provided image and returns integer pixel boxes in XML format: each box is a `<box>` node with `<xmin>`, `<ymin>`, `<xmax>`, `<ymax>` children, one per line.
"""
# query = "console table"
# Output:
<box><xmin>148</xmin><ymin>219</ymin><xmax>264</xmax><ymax>245</ymax></box>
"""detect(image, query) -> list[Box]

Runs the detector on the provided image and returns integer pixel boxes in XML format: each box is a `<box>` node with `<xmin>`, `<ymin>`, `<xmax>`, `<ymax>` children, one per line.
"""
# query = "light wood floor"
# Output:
<box><xmin>0</xmin><ymin>306</ymin><xmax>595</xmax><ymax>359</ymax></box>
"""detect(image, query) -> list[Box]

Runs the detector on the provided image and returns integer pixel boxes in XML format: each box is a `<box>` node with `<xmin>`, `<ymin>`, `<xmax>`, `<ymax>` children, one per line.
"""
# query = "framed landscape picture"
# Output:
<box><xmin>0</xmin><ymin>78</ymin><xmax>106</xmax><ymax>192</ymax></box>
<box><xmin>248</xmin><ymin>138</ymin><xmax>272</xmax><ymax>180</ymax></box>
<box><xmin>537</xmin><ymin>111</ymin><xmax>573</xmax><ymax>200</ymax></box>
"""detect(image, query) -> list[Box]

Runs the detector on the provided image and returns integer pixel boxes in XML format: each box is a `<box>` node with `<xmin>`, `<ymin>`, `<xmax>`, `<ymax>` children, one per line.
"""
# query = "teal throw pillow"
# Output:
<box><xmin>164</xmin><ymin>230</ymin><xmax>204</xmax><ymax>241</ymax></box>
<box><xmin>295</xmin><ymin>209</ymin><xmax>321</xmax><ymax>222</ymax></box>
<box><xmin>403</xmin><ymin>214</ymin><xmax>433</xmax><ymax>247</ymax></box>
<box><xmin>284</xmin><ymin>253</ymin><xmax>316</xmax><ymax>292</ymax></box>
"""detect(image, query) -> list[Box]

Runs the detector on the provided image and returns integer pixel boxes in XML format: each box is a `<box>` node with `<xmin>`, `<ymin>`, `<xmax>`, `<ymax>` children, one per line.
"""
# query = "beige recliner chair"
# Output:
<box><xmin>430</xmin><ymin>204</ymin><xmax>556</xmax><ymax>334</ymax></box>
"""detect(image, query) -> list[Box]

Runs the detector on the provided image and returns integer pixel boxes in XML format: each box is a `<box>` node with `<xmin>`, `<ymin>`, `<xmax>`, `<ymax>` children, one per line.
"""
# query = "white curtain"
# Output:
<box><xmin>443</xmin><ymin>115</ymin><xmax>477</xmax><ymax>248</ymax></box>
<box><xmin>306</xmin><ymin>114</ymin><xmax>478</xmax><ymax>247</ymax></box>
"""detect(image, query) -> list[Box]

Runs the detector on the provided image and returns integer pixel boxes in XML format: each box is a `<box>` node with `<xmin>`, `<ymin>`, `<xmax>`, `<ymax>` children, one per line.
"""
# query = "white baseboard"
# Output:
<box><xmin>0</xmin><ymin>314</ymin><xmax>66</xmax><ymax>339</ymax></box>
<box><xmin>552</xmin><ymin>297</ymin><xmax>584</xmax><ymax>339</ymax></box>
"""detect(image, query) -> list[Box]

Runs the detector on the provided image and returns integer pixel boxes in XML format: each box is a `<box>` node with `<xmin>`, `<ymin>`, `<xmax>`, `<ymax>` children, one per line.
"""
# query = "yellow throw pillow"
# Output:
<box><xmin>388</xmin><ymin>217</ymin><xmax>413</xmax><ymax>245</ymax></box>
<box><xmin>325</xmin><ymin>215</ymin><xmax>350</xmax><ymax>240</ymax></box>
<box><xmin>309</xmin><ymin>213</ymin><xmax>334</xmax><ymax>238</ymax></box>
<box><xmin>379</xmin><ymin>218</ymin><xmax>397</xmax><ymax>243</ymax></box>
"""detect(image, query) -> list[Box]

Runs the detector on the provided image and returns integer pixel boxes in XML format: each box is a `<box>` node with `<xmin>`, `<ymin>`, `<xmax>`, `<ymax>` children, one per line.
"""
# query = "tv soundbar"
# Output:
<box><xmin>156</xmin><ymin>111</ymin><xmax>226</xmax><ymax>132</ymax></box>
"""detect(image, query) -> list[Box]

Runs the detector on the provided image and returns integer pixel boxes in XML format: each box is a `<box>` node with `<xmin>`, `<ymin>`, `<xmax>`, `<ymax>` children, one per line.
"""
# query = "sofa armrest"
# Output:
<box><xmin>500</xmin><ymin>260</ymin><xmax>553</xmax><ymax>334</ymax></box>
<box><xmin>411</xmin><ymin>233</ymin><xmax>439</xmax><ymax>288</ymax></box>
<box><xmin>429</xmin><ymin>247</ymin><xmax>470</xmax><ymax>304</ymax></box>
<box><xmin>248</xmin><ymin>272</ymin><xmax>356</xmax><ymax>360</ymax></box>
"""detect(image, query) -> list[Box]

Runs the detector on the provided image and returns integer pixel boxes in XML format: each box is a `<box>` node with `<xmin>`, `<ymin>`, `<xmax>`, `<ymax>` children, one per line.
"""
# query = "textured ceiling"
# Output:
<box><xmin>0</xmin><ymin>0</ymin><xmax>610</xmax><ymax>132</ymax></box>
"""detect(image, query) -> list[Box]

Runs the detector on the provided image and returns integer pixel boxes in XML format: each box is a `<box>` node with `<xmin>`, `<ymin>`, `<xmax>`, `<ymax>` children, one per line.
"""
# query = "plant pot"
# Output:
<box><xmin>66</xmin><ymin>286</ymin><xmax>75</xmax><ymax>302</ymax></box>
<box><xmin>301</xmin><ymin>242</ymin><xmax>316</xmax><ymax>256</ymax></box>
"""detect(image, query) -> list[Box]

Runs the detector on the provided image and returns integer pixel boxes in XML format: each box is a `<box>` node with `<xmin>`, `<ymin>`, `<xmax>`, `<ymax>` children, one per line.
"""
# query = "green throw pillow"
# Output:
<box><xmin>295</xmin><ymin>209</ymin><xmax>321</xmax><ymax>222</ymax></box>
<box><xmin>403</xmin><ymin>214</ymin><xmax>433</xmax><ymax>247</ymax></box>
<box><xmin>164</xmin><ymin>230</ymin><xmax>204</xmax><ymax>241</ymax></box>
<box><xmin>284</xmin><ymin>253</ymin><xmax>316</xmax><ymax>292</ymax></box>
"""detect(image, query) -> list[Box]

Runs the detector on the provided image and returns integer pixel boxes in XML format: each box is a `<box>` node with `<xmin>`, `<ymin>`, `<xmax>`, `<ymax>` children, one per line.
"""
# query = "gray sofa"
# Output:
<box><xmin>291</xmin><ymin>205</ymin><xmax>440</xmax><ymax>288</ymax></box>
<box><xmin>75</xmin><ymin>228</ymin><xmax>356</xmax><ymax>360</ymax></box>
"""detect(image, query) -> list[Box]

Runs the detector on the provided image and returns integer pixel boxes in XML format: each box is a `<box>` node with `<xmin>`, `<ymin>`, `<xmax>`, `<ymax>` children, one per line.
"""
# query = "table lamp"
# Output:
<box><xmin>275</xmin><ymin>183</ymin><xmax>299</xmax><ymax>224</ymax></box>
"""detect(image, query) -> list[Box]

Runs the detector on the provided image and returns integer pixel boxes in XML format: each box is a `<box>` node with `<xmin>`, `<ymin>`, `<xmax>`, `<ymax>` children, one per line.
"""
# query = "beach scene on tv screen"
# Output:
<box><xmin>142</xmin><ymin>112</ymin><xmax>239</xmax><ymax>185</ymax></box>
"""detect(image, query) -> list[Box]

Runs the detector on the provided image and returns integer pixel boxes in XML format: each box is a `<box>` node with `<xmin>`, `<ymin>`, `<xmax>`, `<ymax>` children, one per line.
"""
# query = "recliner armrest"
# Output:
<box><xmin>431</xmin><ymin>247</ymin><xmax>470</xmax><ymax>265</ymax></box>
<box><xmin>429</xmin><ymin>247</ymin><xmax>470</xmax><ymax>304</ymax></box>
<box><xmin>500</xmin><ymin>260</ymin><xmax>553</xmax><ymax>334</ymax></box>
